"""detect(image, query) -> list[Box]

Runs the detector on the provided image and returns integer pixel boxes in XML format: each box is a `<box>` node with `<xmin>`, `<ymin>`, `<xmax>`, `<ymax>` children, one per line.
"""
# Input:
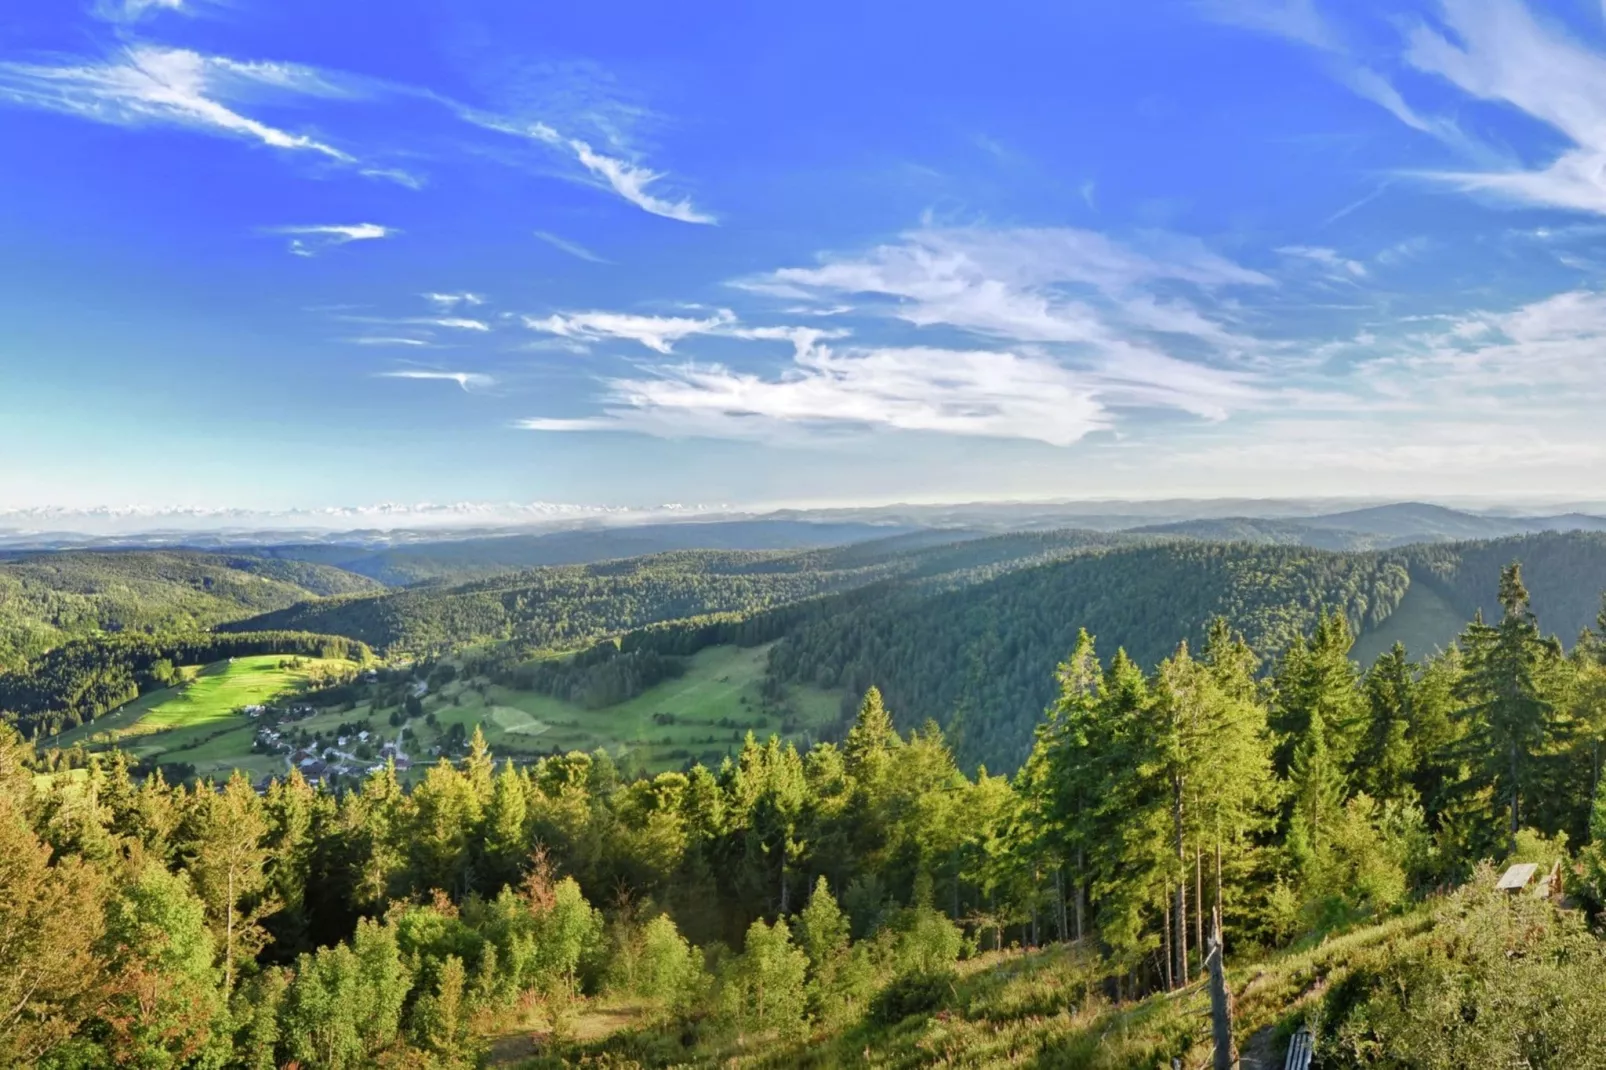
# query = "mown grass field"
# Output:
<box><xmin>420</xmin><ymin>644</ymin><xmax>844</xmax><ymax>772</ymax></box>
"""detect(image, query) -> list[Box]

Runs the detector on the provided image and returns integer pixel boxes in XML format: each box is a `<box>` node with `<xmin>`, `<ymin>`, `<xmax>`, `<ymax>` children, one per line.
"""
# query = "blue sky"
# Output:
<box><xmin>4</xmin><ymin>0</ymin><xmax>1606</xmax><ymax>518</ymax></box>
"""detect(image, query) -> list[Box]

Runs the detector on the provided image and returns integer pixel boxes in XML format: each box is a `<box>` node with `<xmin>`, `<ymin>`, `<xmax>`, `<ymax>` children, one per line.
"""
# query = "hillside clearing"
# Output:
<box><xmin>418</xmin><ymin>643</ymin><xmax>843</xmax><ymax>772</ymax></box>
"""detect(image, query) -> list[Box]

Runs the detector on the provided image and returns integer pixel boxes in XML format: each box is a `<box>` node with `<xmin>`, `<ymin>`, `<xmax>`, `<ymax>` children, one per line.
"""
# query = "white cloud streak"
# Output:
<box><xmin>1198</xmin><ymin>0</ymin><xmax>1469</xmax><ymax>151</ymax></box>
<box><xmin>523</xmin><ymin>309</ymin><xmax>735</xmax><ymax>353</ymax></box>
<box><xmin>422</xmin><ymin>292</ymin><xmax>485</xmax><ymax>311</ymax></box>
<box><xmin>1405</xmin><ymin>0</ymin><xmax>1606</xmax><ymax>214</ymax></box>
<box><xmin>519</xmin><ymin>343</ymin><xmax>1108</xmax><ymax>446</ymax></box>
<box><xmin>749</xmin><ymin>225</ymin><xmax>1270</xmax><ymax>352</ymax></box>
<box><xmin>500</xmin><ymin>120</ymin><xmax>714</xmax><ymax>223</ymax></box>
<box><xmin>0</xmin><ymin>45</ymin><xmax>359</xmax><ymax>164</ymax></box>
<box><xmin>534</xmin><ymin>230</ymin><xmax>610</xmax><ymax>263</ymax></box>
<box><xmin>378</xmin><ymin>370</ymin><xmax>495</xmax><ymax>391</ymax></box>
<box><xmin>1277</xmin><ymin>244</ymin><xmax>1368</xmax><ymax>279</ymax></box>
<box><xmin>93</xmin><ymin>0</ymin><xmax>212</xmax><ymax>23</ymax></box>
<box><xmin>267</xmin><ymin>222</ymin><xmax>393</xmax><ymax>257</ymax></box>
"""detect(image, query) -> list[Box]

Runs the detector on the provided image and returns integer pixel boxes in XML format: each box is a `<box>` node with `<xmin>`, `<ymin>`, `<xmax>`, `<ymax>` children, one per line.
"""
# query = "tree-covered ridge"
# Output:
<box><xmin>0</xmin><ymin>551</ymin><xmax>381</xmax><ymax>671</ymax></box>
<box><xmin>1402</xmin><ymin>531</ymin><xmax>1606</xmax><ymax>640</ymax></box>
<box><xmin>0</xmin><ymin>631</ymin><xmax>372</xmax><ymax>739</ymax></box>
<box><xmin>223</xmin><ymin>532</ymin><xmax>1142</xmax><ymax>656</ymax></box>
<box><xmin>768</xmin><ymin>542</ymin><xmax>1413</xmax><ymax>771</ymax></box>
<box><xmin>6</xmin><ymin>564</ymin><xmax>1606</xmax><ymax>1068</ymax></box>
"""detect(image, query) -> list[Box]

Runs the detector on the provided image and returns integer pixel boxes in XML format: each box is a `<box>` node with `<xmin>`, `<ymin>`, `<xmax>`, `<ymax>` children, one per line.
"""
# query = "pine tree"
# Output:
<box><xmin>1286</xmin><ymin>697</ymin><xmax>1346</xmax><ymax>877</ymax></box>
<box><xmin>0</xmin><ymin>789</ymin><xmax>107</xmax><ymax>1064</ymax></box>
<box><xmin>1455</xmin><ymin>565</ymin><xmax>1563</xmax><ymax>849</ymax></box>
<box><xmin>1271</xmin><ymin>611</ymin><xmax>1365</xmax><ymax>775</ymax></box>
<box><xmin>1358</xmin><ymin>644</ymin><xmax>1418</xmax><ymax>805</ymax></box>
<box><xmin>480</xmin><ymin>759</ymin><xmax>529</xmax><ymax>892</ymax></box>
<box><xmin>188</xmin><ymin>771</ymin><xmax>278</xmax><ymax>993</ymax></box>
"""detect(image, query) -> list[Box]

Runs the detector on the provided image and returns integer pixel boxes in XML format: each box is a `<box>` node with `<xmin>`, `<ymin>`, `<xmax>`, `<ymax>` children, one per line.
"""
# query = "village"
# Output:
<box><xmin>244</xmin><ymin>674</ymin><xmax>427</xmax><ymax>791</ymax></box>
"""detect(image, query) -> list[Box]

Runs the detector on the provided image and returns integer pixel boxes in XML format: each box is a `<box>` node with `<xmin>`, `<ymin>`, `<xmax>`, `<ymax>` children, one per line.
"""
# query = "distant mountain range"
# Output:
<box><xmin>8</xmin><ymin>500</ymin><xmax>1606</xmax><ymax>566</ymax></box>
<box><xmin>1134</xmin><ymin>503</ymin><xmax>1606</xmax><ymax>550</ymax></box>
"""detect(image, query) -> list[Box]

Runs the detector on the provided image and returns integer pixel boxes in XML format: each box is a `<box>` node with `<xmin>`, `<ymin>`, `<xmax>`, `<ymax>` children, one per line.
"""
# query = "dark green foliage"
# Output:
<box><xmin>0</xmin><ymin>550</ymin><xmax>379</xmax><ymax>671</ymax></box>
<box><xmin>869</xmin><ymin>967</ymin><xmax>956</xmax><ymax>1024</ymax></box>
<box><xmin>223</xmin><ymin>530</ymin><xmax>1148</xmax><ymax>656</ymax></box>
<box><xmin>770</xmin><ymin>542</ymin><xmax>1410</xmax><ymax>770</ymax></box>
<box><xmin>1405</xmin><ymin>532</ymin><xmax>1606</xmax><ymax>641</ymax></box>
<box><xmin>502</xmin><ymin>643</ymin><xmax>688</xmax><ymax>709</ymax></box>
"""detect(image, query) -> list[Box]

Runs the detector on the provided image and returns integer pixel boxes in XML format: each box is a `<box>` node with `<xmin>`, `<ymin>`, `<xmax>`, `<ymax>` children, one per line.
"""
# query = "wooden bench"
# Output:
<box><xmin>1283</xmin><ymin>1027</ymin><xmax>1314</xmax><ymax>1070</ymax></box>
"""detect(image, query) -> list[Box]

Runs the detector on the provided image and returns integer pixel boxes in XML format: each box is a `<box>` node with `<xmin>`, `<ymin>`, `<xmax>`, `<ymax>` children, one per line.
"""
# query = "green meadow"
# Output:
<box><xmin>418</xmin><ymin>643</ymin><xmax>844</xmax><ymax>772</ymax></box>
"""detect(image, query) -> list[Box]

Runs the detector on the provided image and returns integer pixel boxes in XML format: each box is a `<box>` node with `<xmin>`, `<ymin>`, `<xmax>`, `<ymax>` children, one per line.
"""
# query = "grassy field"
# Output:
<box><xmin>1353</xmin><ymin>579</ymin><xmax>1466</xmax><ymax>664</ymax></box>
<box><xmin>47</xmin><ymin>646</ymin><xmax>841</xmax><ymax>783</ymax></box>
<box><xmin>55</xmin><ymin>655</ymin><xmax>354</xmax><ymax>782</ymax></box>
<box><xmin>419</xmin><ymin>644</ymin><xmax>844</xmax><ymax>773</ymax></box>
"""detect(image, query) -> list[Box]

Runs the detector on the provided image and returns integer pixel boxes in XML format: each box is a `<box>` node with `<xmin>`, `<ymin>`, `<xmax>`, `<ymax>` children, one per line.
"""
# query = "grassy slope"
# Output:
<box><xmin>420</xmin><ymin>644</ymin><xmax>843</xmax><ymax>773</ymax></box>
<box><xmin>1351</xmin><ymin>580</ymin><xmax>1466</xmax><ymax>664</ymax></box>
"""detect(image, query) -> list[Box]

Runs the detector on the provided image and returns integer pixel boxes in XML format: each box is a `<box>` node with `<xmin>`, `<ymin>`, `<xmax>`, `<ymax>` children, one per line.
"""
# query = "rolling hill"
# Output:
<box><xmin>0</xmin><ymin>550</ymin><xmax>380</xmax><ymax>671</ymax></box>
<box><xmin>221</xmin><ymin>530</ymin><xmax>1150</xmax><ymax>654</ymax></box>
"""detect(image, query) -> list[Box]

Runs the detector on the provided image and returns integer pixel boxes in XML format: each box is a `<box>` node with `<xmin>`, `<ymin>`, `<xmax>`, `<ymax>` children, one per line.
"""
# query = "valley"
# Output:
<box><xmin>7</xmin><ymin>509</ymin><xmax>1606</xmax><ymax>1070</ymax></box>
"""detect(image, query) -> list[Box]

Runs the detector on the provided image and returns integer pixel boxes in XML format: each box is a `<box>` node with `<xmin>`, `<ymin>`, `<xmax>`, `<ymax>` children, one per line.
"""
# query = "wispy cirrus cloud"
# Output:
<box><xmin>1403</xmin><ymin>0</ymin><xmax>1606</xmax><ymax>215</ymax></box>
<box><xmin>0</xmin><ymin>45</ymin><xmax>365</xmax><ymax>165</ymax></box>
<box><xmin>534</xmin><ymin>230</ymin><xmax>610</xmax><ymax>263</ymax></box>
<box><xmin>1277</xmin><ymin>244</ymin><xmax>1367</xmax><ymax>279</ymax></box>
<box><xmin>343</xmin><ymin>337</ymin><xmax>435</xmax><ymax>347</ymax></box>
<box><xmin>1197</xmin><ymin>0</ymin><xmax>1469</xmax><ymax>150</ymax></box>
<box><xmin>462</xmin><ymin>111</ymin><xmax>715</xmax><ymax>223</ymax></box>
<box><xmin>746</xmin><ymin>225</ymin><xmax>1270</xmax><ymax>350</ymax></box>
<box><xmin>422</xmin><ymin>292</ymin><xmax>485</xmax><ymax>311</ymax></box>
<box><xmin>267</xmin><ymin>223</ymin><xmax>393</xmax><ymax>257</ymax></box>
<box><xmin>378</xmin><ymin>369</ymin><xmax>494</xmax><ymax>391</ymax></box>
<box><xmin>528</xmin><ymin>122</ymin><xmax>714</xmax><ymax>224</ymax></box>
<box><xmin>337</xmin><ymin>314</ymin><xmax>491</xmax><ymax>332</ymax></box>
<box><xmin>92</xmin><ymin>0</ymin><xmax>218</xmax><ymax>24</ymax></box>
<box><xmin>519</xmin><ymin>343</ymin><xmax>1108</xmax><ymax>446</ymax></box>
<box><xmin>523</xmin><ymin>309</ymin><xmax>735</xmax><ymax>353</ymax></box>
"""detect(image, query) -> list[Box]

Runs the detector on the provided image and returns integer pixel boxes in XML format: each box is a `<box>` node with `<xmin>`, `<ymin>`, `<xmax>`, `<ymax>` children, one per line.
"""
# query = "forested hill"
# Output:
<box><xmin>223</xmin><ymin>530</ymin><xmax>1148</xmax><ymax>653</ymax></box>
<box><xmin>1404</xmin><ymin>532</ymin><xmax>1606</xmax><ymax>637</ymax></box>
<box><xmin>762</xmin><ymin>533</ymin><xmax>1606</xmax><ymax>771</ymax></box>
<box><xmin>767</xmin><ymin>541</ymin><xmax>1412</xmax><ymax>770</ymax></box>
<box><xmin>0</xmin><ymin>550</ymin><xmax>381</xmax><ymax>671</ymax></box>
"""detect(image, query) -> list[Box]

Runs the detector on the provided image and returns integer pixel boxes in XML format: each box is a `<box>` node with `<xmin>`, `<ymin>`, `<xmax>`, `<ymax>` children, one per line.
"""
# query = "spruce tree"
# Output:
<box><xmin>1455</xmin><ymin>565</ymin><xmax>1563</xmax><ymax>849</ymax></box>
<box><xmin>1358</xmin><ymin>644</ymin><xmax>1418</xmax><ymax>805</ymax></box>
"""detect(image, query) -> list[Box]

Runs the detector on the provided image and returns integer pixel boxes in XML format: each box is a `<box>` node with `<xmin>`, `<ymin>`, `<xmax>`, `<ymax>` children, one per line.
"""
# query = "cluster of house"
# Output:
<box><xmin>245</xmin><ymin>701</ymin><xmax>411</xmax><ymax>791</ymax></box>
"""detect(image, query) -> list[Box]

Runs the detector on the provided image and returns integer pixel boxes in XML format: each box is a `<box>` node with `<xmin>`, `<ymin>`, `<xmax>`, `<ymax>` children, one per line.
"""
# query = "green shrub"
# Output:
<box><xmin>870</xmin><ymin>968</ymin><xmax>956</xmax><ymax>1025</ymax></box>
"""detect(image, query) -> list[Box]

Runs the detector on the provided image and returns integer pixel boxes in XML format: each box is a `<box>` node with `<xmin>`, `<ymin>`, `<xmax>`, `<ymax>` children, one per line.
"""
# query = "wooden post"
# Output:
<box><xmin>1207</xmin><ymin>906</ymin><xmax>1238</xmax><ymax>1070</ymax></box>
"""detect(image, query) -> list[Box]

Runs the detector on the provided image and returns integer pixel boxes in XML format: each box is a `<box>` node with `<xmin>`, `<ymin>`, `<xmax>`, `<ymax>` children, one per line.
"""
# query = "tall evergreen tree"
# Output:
<box><xmin>1358</xmin><ymin>644</ymin><xmax>1418</xmax><ymax>805</ymax></box>
<box><xmin>1455</xmin><ymin>565</ymin><xmax>1564</xmax><ymax>849</ymax></box>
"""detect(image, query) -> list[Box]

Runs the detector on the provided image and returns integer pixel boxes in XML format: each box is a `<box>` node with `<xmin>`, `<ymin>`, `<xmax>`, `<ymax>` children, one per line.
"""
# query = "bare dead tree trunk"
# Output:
<box><xmin>1215</xmin><ymin>841</ymin><xmax>1225</xmax><ymax>956</ymax></box>
<box><xmin>1208</xmin><ymin>906</ymin><xmax>1238</xmax><ymax>1070</ymax></box>
<box><xmin>1174</xmin><ymin>777</ymin><xmax>1188</xmax><ymax>985</ymax></box>
<box><xmin>1195</xmin><ymin>848</ymin><xmax>1204</xmax><ymax>967</ymax></box>
<box><xmin>1074</xmin><ymin>846</ymin><xmax>1085</xmax><ymax>943</ymax></box>
<box><xmin>1162</xmin><ymin>888</ymin><xmax>1174</xmax><ymax>991</ymax></box>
